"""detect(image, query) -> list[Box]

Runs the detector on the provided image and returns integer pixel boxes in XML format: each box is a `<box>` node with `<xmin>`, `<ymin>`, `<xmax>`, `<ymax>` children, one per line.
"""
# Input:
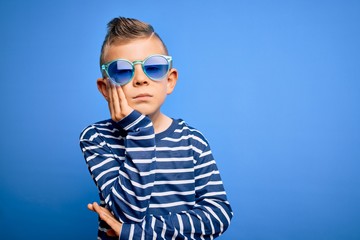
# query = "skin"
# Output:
<box><xmin>88</xmin><ymin>202</ymin><xmax>120</xmax><ymax>237</ymax></box>
<box><xmin>90</xmin><ymin>35</ymin><xmax>178</xmax><ymax>236</ymax></box>
<box><xmin>97</xmin><ymin>35</ymin><xmax>178</xmax><ymax>133</ymax></box>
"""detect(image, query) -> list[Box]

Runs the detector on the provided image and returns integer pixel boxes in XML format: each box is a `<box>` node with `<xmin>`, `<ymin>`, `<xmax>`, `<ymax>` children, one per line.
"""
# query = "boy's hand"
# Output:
<box><xmin>107</xmin><ymin>80</ymin><xmax>133</xmax><ymax>122</ymax></box>
<box><xmin>88</xmin><ymin>202</ymin><xmax>122</xmax><ymax>237</ymax></box>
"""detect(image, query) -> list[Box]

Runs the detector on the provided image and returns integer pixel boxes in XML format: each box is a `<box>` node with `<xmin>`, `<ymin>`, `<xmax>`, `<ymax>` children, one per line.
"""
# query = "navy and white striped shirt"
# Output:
<box><xmin>80</xmin><ymin>110</ymin><xmax>233</xmax><ymax>239</ymax></box>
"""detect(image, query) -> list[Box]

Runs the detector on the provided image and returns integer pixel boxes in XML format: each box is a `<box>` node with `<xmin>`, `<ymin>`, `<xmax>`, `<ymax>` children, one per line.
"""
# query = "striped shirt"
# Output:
<box><xmin>79</xmin><ymin>110</ymin><xmax>233</xmax><ymax>239</ymax></box>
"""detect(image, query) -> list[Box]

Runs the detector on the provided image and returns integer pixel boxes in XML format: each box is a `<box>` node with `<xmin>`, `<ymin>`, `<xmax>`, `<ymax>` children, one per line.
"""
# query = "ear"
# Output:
<box><xmin>97</xmin><ymin>78</ymin><xmax>109</xmax><ymax>101</ymax></box>
<box><xmin>166</xmin><ymin>68</ymin><xmax>178</xmax><ymax>95</ymax></box>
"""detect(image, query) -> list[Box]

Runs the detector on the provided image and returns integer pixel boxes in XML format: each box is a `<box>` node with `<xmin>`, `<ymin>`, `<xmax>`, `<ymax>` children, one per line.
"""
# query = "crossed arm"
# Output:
<box><xmin>80</xmin><ymin>81</ymin><xmax>232</xmax><ymax>238</ymax></box>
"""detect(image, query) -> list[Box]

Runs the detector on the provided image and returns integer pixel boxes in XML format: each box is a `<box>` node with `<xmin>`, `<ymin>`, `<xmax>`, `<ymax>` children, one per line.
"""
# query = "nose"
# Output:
<box><xmin>132</xmin><ymin>64</ymin><xmax>149</xmax><ymax>86</ymax></box>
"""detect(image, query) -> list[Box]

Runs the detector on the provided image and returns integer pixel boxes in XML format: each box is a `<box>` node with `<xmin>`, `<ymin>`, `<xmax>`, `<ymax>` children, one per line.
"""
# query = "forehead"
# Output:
<box><xmin>103</xmin><ymin>37</ymin><xmax>166</xmax><ymax>63</ymax></box>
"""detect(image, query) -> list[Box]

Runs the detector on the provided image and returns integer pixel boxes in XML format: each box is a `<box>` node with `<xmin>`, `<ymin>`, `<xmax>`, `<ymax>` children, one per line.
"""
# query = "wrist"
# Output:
<box><xmin>114</xmin><ymin>110</ymin><xmax>152</xmax><ymax>132</ymax></box>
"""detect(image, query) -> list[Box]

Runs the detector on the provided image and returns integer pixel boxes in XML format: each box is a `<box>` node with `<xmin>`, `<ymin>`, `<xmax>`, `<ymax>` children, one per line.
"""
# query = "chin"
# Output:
<box><xmin>137</xmin><ymin>108</ymin><xmax>162</xmax><ymax>119</ymax></box>
<box><xmin>133</xmin><ymin>107</ymin><xmax>154</xmax><ymax>116</ymax></box>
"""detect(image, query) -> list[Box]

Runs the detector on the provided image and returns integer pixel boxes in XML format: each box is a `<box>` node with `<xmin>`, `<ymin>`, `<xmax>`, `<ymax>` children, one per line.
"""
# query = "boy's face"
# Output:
<box><xmin>98</xmin><ymin>36</ymin><xmax>178</xmax><ymax>118</ymax></box>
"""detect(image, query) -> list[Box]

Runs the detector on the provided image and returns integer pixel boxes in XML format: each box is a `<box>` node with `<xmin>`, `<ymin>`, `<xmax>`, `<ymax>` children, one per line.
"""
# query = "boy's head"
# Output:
<box><xmin>97</xmin><ymin>16</ymin><xmax>178</xmax><ymax>118</ymax></box>
<box><xmin>100</xmin><ymin>17</ymin><xmax>168</xmax><ymax>67</ymax></box>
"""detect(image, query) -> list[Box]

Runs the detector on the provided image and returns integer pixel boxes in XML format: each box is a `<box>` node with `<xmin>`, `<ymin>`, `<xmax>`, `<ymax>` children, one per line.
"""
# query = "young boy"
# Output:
<box><xmin>79</xmin><ymin>16</ymin><xmax>233</xmax><ymax>239</ymax></box>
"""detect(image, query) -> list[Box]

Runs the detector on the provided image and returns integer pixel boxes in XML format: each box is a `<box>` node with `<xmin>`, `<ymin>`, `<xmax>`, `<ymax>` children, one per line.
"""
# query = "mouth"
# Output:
<box><xmin>133</xmin><ymin>93</ymin><xmax>153</xmax><ymax>100</ymax></box>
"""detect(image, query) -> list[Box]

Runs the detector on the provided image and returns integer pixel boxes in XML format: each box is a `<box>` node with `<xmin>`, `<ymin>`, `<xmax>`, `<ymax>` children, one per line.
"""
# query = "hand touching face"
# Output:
<box><xmin>98</xmin><ymin>37</ymin><xmax>178</xmax><ymax>121</ymax></box>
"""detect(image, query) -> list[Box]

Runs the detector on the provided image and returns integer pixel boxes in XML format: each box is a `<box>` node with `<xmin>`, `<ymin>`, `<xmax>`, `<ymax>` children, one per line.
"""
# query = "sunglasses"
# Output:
<box><xmin>101</xmin><ymin>54</ymin><xmax>172</xmax><ymax>86</ymax></box>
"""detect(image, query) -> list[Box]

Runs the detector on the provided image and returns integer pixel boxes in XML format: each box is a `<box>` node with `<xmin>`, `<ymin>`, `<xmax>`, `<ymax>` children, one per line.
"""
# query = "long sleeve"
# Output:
<box><xmin>80</xmin><ymin>110</ymin><xmax>156</xmax><ymax>223</ymax></box>
<box><xmin>80</xmin><ymin>116</ymin><xmax>233</xmax><ymax>239</ymax></box>
<box><xmin>119</xmin><ymin>136</ymin><xmax>233</xmax><ymax>239</ymax></box>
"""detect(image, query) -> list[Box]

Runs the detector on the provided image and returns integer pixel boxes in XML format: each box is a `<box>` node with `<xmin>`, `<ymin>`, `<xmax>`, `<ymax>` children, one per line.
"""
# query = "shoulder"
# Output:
<box><xmin>79</xmin><ymin>119</ymin><xmax>123</xmax><ymax>142</ymax></box>
<box><xmin>171</xmin><ymin>119</ymin><xmax>210</xmax><ymax>148</ymax></box>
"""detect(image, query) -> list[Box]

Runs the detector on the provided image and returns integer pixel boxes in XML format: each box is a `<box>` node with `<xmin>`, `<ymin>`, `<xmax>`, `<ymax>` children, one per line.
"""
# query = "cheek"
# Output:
<box><xmin>121</xmin><ymin>85</ymin><xmax>131</xmax><ymax>96</ymax></box>
<box><xmin>158</xmin><ymin>85</ymin><xmax>168</xmax><ymax>98</ymax></box>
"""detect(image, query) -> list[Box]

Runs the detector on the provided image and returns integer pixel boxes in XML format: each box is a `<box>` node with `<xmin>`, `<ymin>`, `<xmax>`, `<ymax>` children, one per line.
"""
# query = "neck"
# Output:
<box><xmin>148</xmin><ymin>111</ymin><xmax>172</xmax><ymax>134</ymax></box>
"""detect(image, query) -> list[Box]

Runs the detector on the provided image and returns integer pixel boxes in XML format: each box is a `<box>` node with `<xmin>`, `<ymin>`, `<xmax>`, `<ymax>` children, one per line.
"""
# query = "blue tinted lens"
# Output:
<box><xmin>108</xmin><ymin>60</ymin><xmax>133</xmax><ymax>85</ymax></box>
<box><xmin>144</xmin><ymin>56</ymin><xmax>169</xmax><ymax>80</ymax></box>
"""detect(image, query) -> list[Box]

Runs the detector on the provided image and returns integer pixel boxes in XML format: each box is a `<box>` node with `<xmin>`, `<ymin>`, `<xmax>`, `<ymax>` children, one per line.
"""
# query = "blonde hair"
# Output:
<box><xmin>100</xmin><ymin>17</ymin><xmax>168</xmax><ymax>66</ymax></box>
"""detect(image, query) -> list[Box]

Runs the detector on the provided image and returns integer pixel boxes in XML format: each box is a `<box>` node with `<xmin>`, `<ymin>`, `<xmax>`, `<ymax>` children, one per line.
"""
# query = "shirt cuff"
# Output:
<box><xmin>114</xmin><ymin>110</ymin><xmax>151</xmax><ymax>132</ymax></box>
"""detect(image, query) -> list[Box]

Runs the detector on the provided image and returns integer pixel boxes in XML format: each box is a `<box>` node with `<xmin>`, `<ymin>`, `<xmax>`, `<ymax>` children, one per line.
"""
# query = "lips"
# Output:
<box><xmin>133</xmin><ymin>93</ymin><xmax>152</xmax><ymax>99</ymax></box>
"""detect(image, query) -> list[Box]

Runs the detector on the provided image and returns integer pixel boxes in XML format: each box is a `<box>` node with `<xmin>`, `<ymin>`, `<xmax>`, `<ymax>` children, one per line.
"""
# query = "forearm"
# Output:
<box><xmin>119</xmin><ymin>198</ymin><xmax>232</xmax><ymax>239</ymax></box>
<box><xmin>80</xmin><ymin>110</ymin><xmax>156</xmax><ymax>222</ymax></box>
<box><xmin>120</xmin><ymin>158</ymin><xmax>233</xmax><ymax>239</ymax></box>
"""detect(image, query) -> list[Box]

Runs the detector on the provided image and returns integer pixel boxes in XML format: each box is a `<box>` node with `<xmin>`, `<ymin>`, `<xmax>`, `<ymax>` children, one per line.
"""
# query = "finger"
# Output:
<box><xmin>87</xmin><ymin>203</ymin><xmax>94</xmax><ymax>211</ymax></box>
<box><xmin>106</xmin><ymin>229</ymin><xmax>117</xmax><ymax>237</ymax></box>
<box><xmin>93</xmin><ymin>203</ymin><xmax>113</xmax><ymax>217</ymax></box>
<box><xmin>116</xmin><ymin>86</ymin><xmax>131</xmax><ymax>116</ymax></box>
<box><xmin>92</xmin><ymin>203</ymin><xmax>121</xmax><ymax>236</ymax></box>
<box><xmin>92</xmin><ymin>202</ymin><xmax>101</xmax><ymax>213</ymax></box>
<box><xmin>107</xmin><ymin>80</ymin><xmax>115</xmax><ymax>119</ymax></box>
<box><xmin>99</xmin><ymin>212</ymin><xmax>120</xmax><ymax>236</ymax></box>
<box><xmin>92</xmin><ymin>202</ymin><xmax>111</xmax><ymax>216</ymax></box>
<box><xmin>116</xmin><ymin>85</ymin><xmax>128</xmax><ymax>106</ymax></box>
<box><xmin>110</xmin><ymin>83</ymin><xmax>122</xmax><ymax>121</ymax></box>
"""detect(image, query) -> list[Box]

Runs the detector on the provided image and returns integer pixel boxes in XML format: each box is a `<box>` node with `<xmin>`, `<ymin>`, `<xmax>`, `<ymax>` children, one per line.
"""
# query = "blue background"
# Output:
<box><xmin>1</xmin><ymin>0</ymin><xmax>359</xmax><ymax>239</ymax></box>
